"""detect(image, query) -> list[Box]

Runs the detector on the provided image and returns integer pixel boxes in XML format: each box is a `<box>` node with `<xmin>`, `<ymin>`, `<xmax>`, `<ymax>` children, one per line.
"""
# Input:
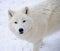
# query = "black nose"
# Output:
<box><xmin>19</xmin><ymin>28</ymin><xmax>24</xmax><ymax>34</ymax></box>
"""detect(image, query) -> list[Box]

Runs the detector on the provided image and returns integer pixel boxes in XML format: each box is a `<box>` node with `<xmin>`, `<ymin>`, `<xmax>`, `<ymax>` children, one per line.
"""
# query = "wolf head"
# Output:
<box><xmin>8</xmin><ymin>7</ymin><xmax>33</xmax><ymax>35</ymax></box>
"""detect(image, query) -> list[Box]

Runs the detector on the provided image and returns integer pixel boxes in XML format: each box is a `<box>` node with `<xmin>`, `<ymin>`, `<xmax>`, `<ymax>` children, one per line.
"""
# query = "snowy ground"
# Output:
<box><xmin>0</xmin><ymin>0</ymin><xmax>60</xmax><ymax>51</ymax></box>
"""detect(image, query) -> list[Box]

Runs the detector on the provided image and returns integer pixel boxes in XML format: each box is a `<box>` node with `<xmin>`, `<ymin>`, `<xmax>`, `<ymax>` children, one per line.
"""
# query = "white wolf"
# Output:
<box><xmin>8</xmin><ymin>0</ymin><xmax>60</xmax><ymax>51</ymax></box>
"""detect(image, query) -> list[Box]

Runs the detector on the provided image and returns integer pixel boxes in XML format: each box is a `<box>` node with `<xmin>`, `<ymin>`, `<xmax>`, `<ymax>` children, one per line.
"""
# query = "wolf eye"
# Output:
<box><xmin>23</xmin><ymin>20</ymin><xmax>26</xmax><ymax>23</ymax></box>
<box><xmin>14</xmin><ymin>21</ymin><xmax>18</xmax><ymax>24</ymax></box>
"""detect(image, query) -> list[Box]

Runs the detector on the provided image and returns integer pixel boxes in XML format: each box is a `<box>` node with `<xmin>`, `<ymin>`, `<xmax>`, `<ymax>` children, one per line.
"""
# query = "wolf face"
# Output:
<box><xmin>8</xmin><ymin>7</ymin><xmax>33</xmax><ymax>35</ymax></box>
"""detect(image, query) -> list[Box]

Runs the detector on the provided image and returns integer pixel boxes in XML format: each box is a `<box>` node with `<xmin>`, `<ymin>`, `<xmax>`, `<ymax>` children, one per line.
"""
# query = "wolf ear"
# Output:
<box><xmin>25</xmin><ymin>7</ymin><xmax>29</xmax><ymax>14</ymax></box>
<box><xmin>8</xmin><ymin>9</ymin><xmax>15</xmax><ymax>17</ymax></box>
<box><xmin>22</xmin><ymin>7</ymin><xmax>29</xmax><ymax>14</ymax></box>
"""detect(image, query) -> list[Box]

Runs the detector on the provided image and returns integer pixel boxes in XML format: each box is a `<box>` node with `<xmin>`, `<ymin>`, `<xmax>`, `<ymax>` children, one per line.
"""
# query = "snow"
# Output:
<box><xmin>0</xmin><ymin>0</ymin><xmax>60</xmax><ymax>51</ymax></box>
<box><xmin>40</xmin><ymin>30</ymin><xmax>60</xmax><ymax>51</ymax></box>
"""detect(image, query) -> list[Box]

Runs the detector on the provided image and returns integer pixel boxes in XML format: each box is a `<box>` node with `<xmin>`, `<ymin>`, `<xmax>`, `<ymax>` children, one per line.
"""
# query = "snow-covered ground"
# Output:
<box><xmin>0</xmin><ymin>0</ymin><xmax>60</xmax><ymax>51</ymax></box>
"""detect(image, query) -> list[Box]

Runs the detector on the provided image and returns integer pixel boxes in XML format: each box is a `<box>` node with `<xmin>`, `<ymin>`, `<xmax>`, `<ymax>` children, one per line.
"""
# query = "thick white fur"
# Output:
<box><xmin>8</xmin><ymin>0</ymin><xmax>60</xmax><ymax>51</ymax></box>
